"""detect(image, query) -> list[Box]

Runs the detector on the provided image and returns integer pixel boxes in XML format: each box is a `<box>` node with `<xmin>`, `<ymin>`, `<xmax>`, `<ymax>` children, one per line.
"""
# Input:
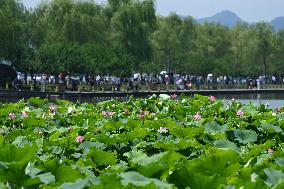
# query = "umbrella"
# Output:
<box><xmin>0</xmin><ymin>63</ymin><xmax>17</xmax><ymax>83</ymax></box>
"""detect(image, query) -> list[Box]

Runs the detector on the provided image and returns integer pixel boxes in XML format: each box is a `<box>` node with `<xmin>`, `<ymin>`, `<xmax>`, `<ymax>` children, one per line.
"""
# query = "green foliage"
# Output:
<box><xmin>119</xmin><ymin>171</ymin><xmax>174</xmax><ymax>189</ymax></box>
<box><xmin>205</xmin><ymin>121</ymin><xmax>228</xmax><ymax>134</ymax></box>
<box><xmin>1</xmin><ymin>95</ymin><xmax>284</xmax><ymax>188</ymax></box>
<box><xmin>214</xmin><ymin>139</ymin><xmax>239</xmax><ymax>151</ymax></box>
<box><xmin>2</xmin><ymin>0</ymin><xmax>283</xmax><ymax>76</ymax></box>
<box><xmin>0</xmin><ymin>144</ymin><xmax>39</xmax><ymax>187</ymax></box>
<box><xmin>234</xmin><ymin>129</ymin><xmax>258</xmax><ymax>144</ymax></box>
<box><xmin>264</xmin><ymin>168</ymin><xmax>284</xmax><ymax>187</ymax></box>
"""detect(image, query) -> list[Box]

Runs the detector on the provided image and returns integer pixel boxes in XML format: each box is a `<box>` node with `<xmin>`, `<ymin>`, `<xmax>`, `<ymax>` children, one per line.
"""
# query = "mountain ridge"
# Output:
<box><xmin>198</xmin><ymin>10</ymin><xmax>244</xmax><ymax>28</ymax></box>
<box><xmin>180</xmin><ymin>10</ymin><xmax>284</xmax><ymax>31</ymax></box>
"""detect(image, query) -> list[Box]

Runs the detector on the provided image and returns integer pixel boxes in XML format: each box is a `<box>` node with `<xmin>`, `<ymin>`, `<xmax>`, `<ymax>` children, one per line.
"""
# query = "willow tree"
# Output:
<box><xmin>34</xmin><ymin>0</ymin><xmax>106</xmax><ymax>44</ymax></box>
<box><xmin>0</xmin><ymin>0</ymin><xmax>26</xmax><ymax>61</ymax></box>
<box><xmin>230</xmin><ymin>23</ymin><xmax>251</xmax><ymax>76</ymax></box>
<box><xmin>254</xmin><ymin>22</ymin><xmax>274</xmax><ymax>76</ymax></box>
<box><xmin>191</xmin><ymin>23</ymin><xmax>232</xmax><ymax>76</ymax></box>
<box><xmin>151</xmin><ymin>14</ymin><xmax>183</xmax><ymax>73</ymax></box>
<box><xmin>110</xmin><ymin>0</ymin><xmax>156</xmax><ymax>73</ymax></box>
<box><xmin>271</xmin><ymin>30</ymin><xmax>284</xmax><ymax>77</ymax></box>
<box><xmin>31</xmin><ymin>0</ymin><xmax>110</xmax><ymax>74</ymax></box>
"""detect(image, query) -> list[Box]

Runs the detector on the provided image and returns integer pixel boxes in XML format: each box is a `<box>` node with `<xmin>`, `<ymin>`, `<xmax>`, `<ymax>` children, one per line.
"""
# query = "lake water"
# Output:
<box><xmin>223</xmin><ymin>99</ymin><xmax>284</xmax><ymax>108</ymax></box>
<box><xmin>213</xmin><ymin>92</ymin><xmax>284</xmax><ymax>108</ymax></box>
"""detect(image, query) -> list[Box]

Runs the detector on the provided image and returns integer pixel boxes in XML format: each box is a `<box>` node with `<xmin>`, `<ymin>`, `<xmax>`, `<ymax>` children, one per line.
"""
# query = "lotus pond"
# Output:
<box><xmin>0</xmin><ymin>94</ymin><xmax>284</xmax><ymax>189</ymax></box>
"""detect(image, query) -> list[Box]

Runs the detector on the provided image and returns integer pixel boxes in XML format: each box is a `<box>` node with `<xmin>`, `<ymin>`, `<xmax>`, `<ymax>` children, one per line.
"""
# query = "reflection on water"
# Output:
<box><xmin>216</xmin><ymin>92</ymin><xmax>284</xmax><ymax>108</ymax></box>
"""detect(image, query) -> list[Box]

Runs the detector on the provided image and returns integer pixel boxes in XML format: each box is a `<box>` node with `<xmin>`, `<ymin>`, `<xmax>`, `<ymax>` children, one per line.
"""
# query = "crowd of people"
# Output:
<box><xmin>10</xmin><ymin>72</ymin><xmax>283</xmax><ymax>92</ymax></box>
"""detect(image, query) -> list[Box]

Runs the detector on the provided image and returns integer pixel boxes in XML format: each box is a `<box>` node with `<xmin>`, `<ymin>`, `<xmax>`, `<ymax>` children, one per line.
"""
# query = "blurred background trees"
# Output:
<box><xmin>0</xmin><ymin>0</ymin><xmax>284</xmax><ymax>77</ymax></box>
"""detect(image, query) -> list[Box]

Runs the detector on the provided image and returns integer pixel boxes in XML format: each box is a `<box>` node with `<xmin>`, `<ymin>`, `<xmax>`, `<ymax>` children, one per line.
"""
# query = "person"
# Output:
<box><xmin>196</xmin><ymin>77</ymin><xmax>201</xmax><ymax>90</ymax></box>
<box><xmin>90</xmin><ymin>76</ymin><xmax>96</xmax><ymax>88</ymax></box>
<box><xmin>256</xmin><ymin>78</ymin><xmax>260</xmax><ymax>90</ymax></box>
<box><xmin>41</xmin><ymin>73</ymin><xmax>47</xmax><ymax>92</ymax></box>
<box><xmin>115</xmin><ymin>77</ymin><xmax>121</xmax><ymax>91</ymax></box>
<box><xmin>71</xmin><ymin>78</ymin><xmax>79</xmax><ymax>91</ymax></box>
<box><xmin>176</xmin><ymin>78</ymin><xmax>185</xmax><ymax>90</ymax></box>
<box><xmin>18</xmin><ymin>78</ymin><xmax>22</xmax><ymax>91</ymax></box>
<box><xmin>186</xmin><ymin>81</ymin><xmax>192</xmax><ymax>90</ymax></box>
<box><xmin>133</xmin><ymin>73</ymin><xmax>141</xmax><ymax>91</ymax></box>
<box><xmin>165</xmin><ymin>74</ymin><xmax>170</xmax><ymax>85</ymax></box>
<box><xmin>12</xmin><ymin>79</ymin><xmax>19</xmax><ymax>90</ymax></box>
<box><xmin>128</xmin><ymin>79</ymin><xmax>133</xmax><ymax>91</ymax></box>
<box><xmin>58</xmin><ymin>73</ymin><xmax>66</xmax><ymax>92</ymax></box>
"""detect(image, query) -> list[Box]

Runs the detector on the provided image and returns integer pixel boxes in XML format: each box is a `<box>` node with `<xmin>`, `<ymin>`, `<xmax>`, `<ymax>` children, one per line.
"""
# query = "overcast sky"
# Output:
<box><xmin>22</xmin><ymin>0</ymin><xmax>284</xmax><ymax>22</ymax></box>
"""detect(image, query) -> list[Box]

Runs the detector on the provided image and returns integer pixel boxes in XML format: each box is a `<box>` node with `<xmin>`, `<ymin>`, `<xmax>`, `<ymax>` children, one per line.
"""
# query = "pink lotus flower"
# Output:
<box><xmin>157</xmin><ymin>127</ymin><xmax>169</xmax><ymax>134</ymax></box>
<box><xmin>193</xmin><ymin>113</ymin><xmax>202</xmax><ymax>121</ymax></box>
<box><xmin>267</xmin><ymin>148</ymin><xmax>273</xmax><ymax>154</ymax></box>
<box><xmin>102</xmin><ymin>111</ymin><xmax>116</xmax><ymax>116</ymax></box>
<box><xmin>276</xmin><ymin>107</ymin><xmax>282</xmax><ymax>113</ymax></box>
<box><xmin>108</xmin><ymin>112</ymin><xmax>116</xmax><ymax>116</ymax></box>
<box><xmin>209</xmin><ymin>96</ymin><xmax>216</xmax><ymax>102</ymax></box>
<box><xmin>8</xmin><ymin>113</ymin><xmax>16</xmax><ymax>120</ymax></box>
<box><xmin>170</xmin><ymin>94</ymin><xmax>177</xmax><ymax>99</ymax></box>
<box><xmin>102</xmin><ymin>111</ymin><xmax>108</xmax><ymax>116</ymax></box>
<box><xmin>236</xmin><ymin>110</ymin><xmax>244</xmax><ymax>117</ymax></box>
<box><xmin>139</xmin><ymin>113</ymin><xmax>145</xmax><ymax>119</ymax></box>
<box><xmin>124</xmin><ymin>109</ymin><xmax>129</xmax><ymax>115</ymax></box>
<box><xmin>21</xmin><ymin>111</ymin><xmax>28</xmax><ymax>118</ymax></box>
<box><xmin>12</xmin><ymin>124</ymin><xmax>16</xmax><ymax>129</ymax></box>
<box><xmin>76</xmin><ymin>136</ymin><xmax>84</xmax><ymax>143</ymax></box>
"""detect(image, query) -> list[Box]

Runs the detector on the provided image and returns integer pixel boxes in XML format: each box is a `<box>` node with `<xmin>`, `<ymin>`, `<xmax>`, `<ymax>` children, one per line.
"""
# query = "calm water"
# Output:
<box><xmin>216</xmin><ymin>93</ymin><xmax>284</xmax><ymax>108</ymax></box>
<box><xmin>224</xmin><ymin>99</ymin><xmax>284</xmax><ymax>108</ymax></box>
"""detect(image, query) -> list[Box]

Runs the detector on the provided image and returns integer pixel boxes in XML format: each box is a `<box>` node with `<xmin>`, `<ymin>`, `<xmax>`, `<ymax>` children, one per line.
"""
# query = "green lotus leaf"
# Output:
<box><xmin>214</xmin><ymin>139</ymin><xmax>239</xmax><ymax>151</ymax></box>
<box><xmin>0</xmin><ymin>144</ymin><xmax>38</xmax><ymax>186</ymax></box>
<box><xmin>77</xmin><ymin>141</ymin><xmax>107</xmax><ymax>151</ymax></box>
<box><xmin>275</xmin><ymin>157</ymin><xmax>284</xmax><ymax>166</ymax></box>
<box><xmin>260</xmin><ymin>121</ymin><xmax>283</xmax><ymax>133</ymax></box>
<box><xmin>60</xmin><ymin>178</ymin><xmax>90</xmax><ymax>189</ymax></box>
<box><xmin>205</xmin><ymin>121</ymin><xmax>228</xmax><ymax>134</ymax></box>
<box><xmin>234</xmin><ymin>129</ymin><xmax>257</xmax><ymax>144</ymax></box>
<box><xmin>11</xmin><ymin>136</ymin><xmax>30</xmax><ymax>147</ymax></box>
<box><xmin>119</xmin><ymin>171</ymin><xmax>174</xmax><ymax>189</ymax></box>
<box><xmin>88</xmin><ymin>148</ymin><xmax>117</xmax><ymax>166</ymax></box>
<box><xmin>264</xmin><ymin>168</ymin><xmax>284</xmax><ymax>187</ymax></box>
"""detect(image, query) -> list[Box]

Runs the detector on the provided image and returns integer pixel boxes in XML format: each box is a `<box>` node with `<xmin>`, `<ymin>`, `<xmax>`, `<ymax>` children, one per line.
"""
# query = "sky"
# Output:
<box><xmin>22</xmin><ymin>0</ymin><xmax>284</xmax><ymax>22</ymax></box>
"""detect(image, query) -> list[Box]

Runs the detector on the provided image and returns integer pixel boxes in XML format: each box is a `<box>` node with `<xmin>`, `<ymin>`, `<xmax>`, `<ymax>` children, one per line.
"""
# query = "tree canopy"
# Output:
<box><xmin>1</xmin><ymin>0</ymin><xmax>284</xmax><ymax>77</ymax></box>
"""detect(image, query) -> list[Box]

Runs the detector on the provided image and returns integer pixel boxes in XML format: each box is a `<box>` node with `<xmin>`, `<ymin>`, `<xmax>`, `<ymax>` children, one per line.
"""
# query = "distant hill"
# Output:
<box><xmin>197</xmin><ymin>10</ymin><xmax>244</xmax><ymax>28</ymax></box>
<box><xmin>271</xmin><ymin>17</ymin><xmax>284</xmax><ymax>32</ymax></box>
<box><xmin>181</xmin><ymin>10</ymin><xmax>284</xmax><ymax>32</ymax></box>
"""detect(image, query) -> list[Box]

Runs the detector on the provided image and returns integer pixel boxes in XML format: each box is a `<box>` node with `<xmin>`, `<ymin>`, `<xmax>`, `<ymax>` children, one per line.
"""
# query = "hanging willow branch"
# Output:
<box><xmin>110</xmin><ymin>0</ymin><xmax>156</xmax><ymax>70</ymax></box>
